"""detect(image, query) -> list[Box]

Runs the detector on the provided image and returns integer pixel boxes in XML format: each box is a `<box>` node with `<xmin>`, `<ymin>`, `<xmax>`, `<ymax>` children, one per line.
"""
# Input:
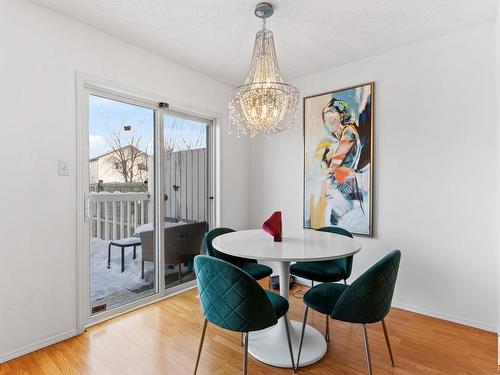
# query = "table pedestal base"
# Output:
<box><xmin>248</xmin><ymin>318</ymin><xmax>327</xmax><ymax>368</ymax></box>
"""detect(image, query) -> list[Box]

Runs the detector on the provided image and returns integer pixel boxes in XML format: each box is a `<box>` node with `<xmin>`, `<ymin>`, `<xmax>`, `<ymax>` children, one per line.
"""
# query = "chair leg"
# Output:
<box><xmin>121</xmin><ymin>246</ymin><xmax>125</xmax><ymax>272</ymax></box>
<box><xmin>343</xmin><ymin>278</ymin><xmax>347</xmax><ymax>285</ymax></box>
<box><xmin>193</xmin><ymin>319</ymin><xmax>208</xmax><ymax>375</ymax></box>
<box><xmin>296</xmin><ymin>305</ymin><xmax>309</xmax><ymax>370</ymax></box>
<box><xmin>107</xmin><ymin>243</ymin><xmax>112</xmax><ymax>268</ymax></box>
<box><xmin>325</xmin><ymin>314</ymin><xmax>330</xmax><ymax>342</ymax></box>
<box><xmin>178</xmin><ymin>263</ymin><xmax>183</xmax><ymax>282</ymax></box>
<box><xmin>283</xmin><ymin>316</ymin><xmax>296</xmax><ymax>372</ymax></box>
<box><xmin>381</xmin><ymin>319</ymin><xmax>395</xmax><ymax>366</ymax></box>
<box><xmin>361</xmin><ymin>324</ymin><xmax>373</xmax><ymax>375</ymax></box>
<box><xmin>243</xmin><ymin>332</ymin><xmax>249</xmax><ymax>375</ymax></box>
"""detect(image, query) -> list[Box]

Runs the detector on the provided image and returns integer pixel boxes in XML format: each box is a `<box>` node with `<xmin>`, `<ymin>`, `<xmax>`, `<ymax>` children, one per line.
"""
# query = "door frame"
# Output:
<box><xmin>75</xmin><ymin>72</ymin><xmax>219</xmax><ymax>332</ymax></box>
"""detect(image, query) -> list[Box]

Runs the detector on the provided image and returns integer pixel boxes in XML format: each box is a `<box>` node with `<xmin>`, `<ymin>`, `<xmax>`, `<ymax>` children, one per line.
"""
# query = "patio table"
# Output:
<box><xmin>108</xmin><ymin>237</ymin><xmax>142</xmax><ymax>272</ymax></box>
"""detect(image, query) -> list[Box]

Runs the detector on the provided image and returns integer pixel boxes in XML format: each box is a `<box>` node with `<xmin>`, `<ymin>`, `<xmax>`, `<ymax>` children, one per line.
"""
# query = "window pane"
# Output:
<box><xmin>88</xmin><ymin>94</ymin><xmax>156</xmax><ymax>314</ymax></box>
<box><xmin>163</xmin><ymin>113</ymin><xmax>209</xmax><ymax>289</ymax></box>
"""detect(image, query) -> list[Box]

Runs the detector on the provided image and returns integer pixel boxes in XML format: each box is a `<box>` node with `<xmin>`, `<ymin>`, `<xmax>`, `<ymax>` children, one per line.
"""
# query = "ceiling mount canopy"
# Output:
<box><xmin>254</xmin><ymin>2</ymin><xmax>273</xmax><ymax>19</ymax></box>
<box><xmin>229</xmin><ymin>2</ymin><xmax>299</xmax><ymax>137</ymax></box>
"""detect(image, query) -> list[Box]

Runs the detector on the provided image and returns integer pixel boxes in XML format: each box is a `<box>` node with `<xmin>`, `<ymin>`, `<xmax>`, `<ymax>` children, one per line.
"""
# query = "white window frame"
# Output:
<box><xmin>76</xmin><ymin>72</ymin><xmax>219</xmax><ymax>332</ymax></box>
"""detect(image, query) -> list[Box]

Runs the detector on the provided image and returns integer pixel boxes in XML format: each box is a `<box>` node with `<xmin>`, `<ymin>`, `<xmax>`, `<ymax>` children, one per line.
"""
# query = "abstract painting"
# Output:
<box><xmin>303</xmin><ymin>82</ymin><xmax>374</xmax><ymax>236</ymax></box>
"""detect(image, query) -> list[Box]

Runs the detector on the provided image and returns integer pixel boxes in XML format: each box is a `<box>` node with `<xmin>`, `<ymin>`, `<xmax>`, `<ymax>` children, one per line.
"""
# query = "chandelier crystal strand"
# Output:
<box><xmin>229</xmin><ymin>4</ymin><xmax>299</xmax><ymax>137</ymax></box>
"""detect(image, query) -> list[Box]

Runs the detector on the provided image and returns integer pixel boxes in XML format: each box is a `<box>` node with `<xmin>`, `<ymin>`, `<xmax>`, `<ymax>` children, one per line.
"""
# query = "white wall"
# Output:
<box><xmin>0</xmin><ymin>0</ymin><xmax>249</xmax><ymax>361</ymax></box>
<box><xmin>0</xmin><ymin>0</ymin><xmax>496</xmax><ymax>364</ymax></box>
<box><xmin>249</xmin><ymin>23</ymin><xmax>498</xmax><ymax>331</ymax></box>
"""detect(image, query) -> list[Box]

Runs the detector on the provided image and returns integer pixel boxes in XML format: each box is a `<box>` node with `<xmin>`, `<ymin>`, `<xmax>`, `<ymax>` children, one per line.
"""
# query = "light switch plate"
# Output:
<box><xmin>58</xmin><ymin>160</ymin><xmax>70</xmax><ymax>176</ymax></box>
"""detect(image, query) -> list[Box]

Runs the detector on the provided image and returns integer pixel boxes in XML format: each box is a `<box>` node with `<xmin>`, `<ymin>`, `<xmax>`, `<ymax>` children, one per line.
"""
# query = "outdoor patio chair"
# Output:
<box><xmin>140</xmin><ymin>221</ymin><xmax>208</xmax><ymax>280</ymax></box>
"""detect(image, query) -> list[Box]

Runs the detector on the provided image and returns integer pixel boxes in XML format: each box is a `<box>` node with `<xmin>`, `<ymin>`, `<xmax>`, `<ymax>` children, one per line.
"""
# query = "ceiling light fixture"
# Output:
<box><xmin>229</xmin><ymin>2</ymin><xmax>299</xmax><ymax>137</ymax></box>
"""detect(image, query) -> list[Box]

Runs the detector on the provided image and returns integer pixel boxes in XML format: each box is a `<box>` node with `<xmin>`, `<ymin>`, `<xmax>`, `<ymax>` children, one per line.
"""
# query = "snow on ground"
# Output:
<box><xmin>90</xmin><ymin>238</ymin><xmax>196</xmax><ymax>311</ymax></box>
<box><xmin>91</xmin><ymin>238</ymin><xmax>154</xmax><ymax>309</ymax></box>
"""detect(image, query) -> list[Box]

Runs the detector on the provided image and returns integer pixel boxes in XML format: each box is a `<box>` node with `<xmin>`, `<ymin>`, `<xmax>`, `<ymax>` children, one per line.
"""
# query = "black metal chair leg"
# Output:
<box><xmin>381</xmin><ymin>320</ymin><xmax>395</xmax><ymax>366</ymax></box>
<box><xmin>121</xmin><ymin>246</ymin><xmax>125</xmax><ymax>272</ymax></box>
<box><xmin>107</xmin><ymin>243</ymin><xmax>112</xmax><ymax>268</ymax></box>
<box><xmin>133</xmin><ymin>245</ymin><xmax>136</xmax><ymax>259</ymax></box>
<box><xmin>178</xmin><ymin>263</ymin><xmax>183</xmax><ymax>282</ymax></box>
<box><xmin>296</xmin><ymin>305</ymin><xmax>309</xmax><ymax>370</ymax></box>
<box><xmin>193</xmin><ymin>319</ymin><xmax>208</xmax><ymax>375</ymax></box>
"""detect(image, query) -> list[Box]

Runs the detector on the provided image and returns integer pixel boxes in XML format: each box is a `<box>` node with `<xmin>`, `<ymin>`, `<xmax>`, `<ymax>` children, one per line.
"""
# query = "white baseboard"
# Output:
<box><xmin>391</xmin><ymin>301</ymin><xmax>496</xmax><ymax>333</ymax></box>
<box><xmin>0</xmin><ymin>329</ymin><xmax>78</xmax><ymax>364</ymax></box>
<box><xmin>294</xmin><ymin>278</ymin><xmax>496</xmax><ymax>333</ymax></box>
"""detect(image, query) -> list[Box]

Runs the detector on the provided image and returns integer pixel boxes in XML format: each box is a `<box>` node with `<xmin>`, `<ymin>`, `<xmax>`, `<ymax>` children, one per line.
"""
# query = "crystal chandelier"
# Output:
<box><xmin>229</xmin><ymin>3</ymin><xmax>299</xmax><ymax>137</ymax></box>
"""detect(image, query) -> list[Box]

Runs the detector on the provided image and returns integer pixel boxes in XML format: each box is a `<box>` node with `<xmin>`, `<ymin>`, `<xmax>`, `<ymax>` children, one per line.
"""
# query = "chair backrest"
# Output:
<box><xmin>140</xmin><ymin>221</ymin><xmax>208</xmax><ymax>264</ymax></box>
<box><xmin>194</xmin><ymin>255</ymin><xmax>277</xmax><ymax>332</ymax></box>
<box><xmin>203</xmin><ymin>227</ymin><xmax>255</xmax><ymax>265</ymax></box>
<box><xmin>165</xmin><ymin>222</ymin><xmax>207</xmax><ymax>264</ymax></box>
<box><xmin>316</xmin><ymin>226</ymin><xmax>354</xmax><ymax>279</ymax></box>
<box><xmin>140</xmin><ymin>230</ymin><xmax>154</xmax><ymax>262</ymax></box>
<box><xmin>332</xmin><ymin>250</ymin><xmax>401</xmax><ymax>324</ymax></box>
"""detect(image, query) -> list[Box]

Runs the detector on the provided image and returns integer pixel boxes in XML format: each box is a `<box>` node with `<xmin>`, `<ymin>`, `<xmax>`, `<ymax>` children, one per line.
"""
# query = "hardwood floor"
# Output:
<box><xmin>1</xmin><ymin>283</ymin><xmax>497</xmax><ymax>375</ymax></box>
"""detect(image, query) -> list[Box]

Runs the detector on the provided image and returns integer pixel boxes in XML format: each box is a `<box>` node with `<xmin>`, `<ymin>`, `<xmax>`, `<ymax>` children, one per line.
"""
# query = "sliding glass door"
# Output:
<box><xmin>163</xmin><ymin>111</ymin><xmax>210</xmax><ymax>289</ymax></box>
<box><xmin>81</xmin><ymin>81</ymin><xmax>214</xmax><ymax>322</ymax></box>
<box><xmin>88</xmin><ymin>94</ymin><xmax>157</xmax><ymax>314</ymax></box>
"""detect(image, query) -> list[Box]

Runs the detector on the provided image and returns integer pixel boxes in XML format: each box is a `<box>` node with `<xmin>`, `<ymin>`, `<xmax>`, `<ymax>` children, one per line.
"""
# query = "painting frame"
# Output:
<box><xmin>303</xmin><ymin>82</ymin><xmax>374</xmax><ymax>237</ymax></box>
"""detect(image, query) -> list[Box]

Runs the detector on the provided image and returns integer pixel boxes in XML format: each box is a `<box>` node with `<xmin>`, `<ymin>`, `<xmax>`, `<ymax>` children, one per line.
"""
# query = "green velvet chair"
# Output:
<box><xmin>296</xmin><ymin>250</ymin><xmax>401</xmax><ymax>374</ymax></box>
<box><xmin>204</xmin><ymin>227</ymin><xmax>273</xmax><ymax>284</ymax></box>
<box><xmin>193</xmin><ymin>255</ymin><xmax>294</xmax><ymax>375</ymax></box>
<box><xmin>290</xmin><ymin>226</ymin><xmax>353</xmax><ymax>340</ymax></box>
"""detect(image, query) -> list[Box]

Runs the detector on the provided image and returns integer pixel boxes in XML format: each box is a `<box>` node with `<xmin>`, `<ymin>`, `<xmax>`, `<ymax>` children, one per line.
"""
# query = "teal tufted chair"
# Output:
<box><xmin>204</xmin><ymin>227</ymin><xmax>273</xmax><ymax>283</ymax></box>
<box><xmin>290</xmin><ymin>226</ymin><xmax>354</xmax><ymax>341</ymax></box>
<box><xmin>193</xmin><ymin>255</ymin><xmax>295</xmax><ymax>374</ymax></box>
<box><xmin>296</xmin><ymin>250</ymin><xmax>401</xmax><ymax>374</ymax></box>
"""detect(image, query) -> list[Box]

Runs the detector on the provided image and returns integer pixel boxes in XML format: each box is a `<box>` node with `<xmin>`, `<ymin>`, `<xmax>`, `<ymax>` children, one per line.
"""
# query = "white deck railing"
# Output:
<box><xmin>89</xmin><ymin>149</ymin><xmax>208</xmax><ymax>241</ymax></box>
<box><xmin>89</xmin><ymin>192</ymin><xmax>151</xmax><ymax>241</ymax></box>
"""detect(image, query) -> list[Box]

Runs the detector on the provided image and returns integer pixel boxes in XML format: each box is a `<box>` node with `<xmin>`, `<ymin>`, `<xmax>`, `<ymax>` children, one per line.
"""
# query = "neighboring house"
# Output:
<box><xmin>90</xmin><ymin>145</ymin><xmax>149</xmax><ymax>184</ymax></box>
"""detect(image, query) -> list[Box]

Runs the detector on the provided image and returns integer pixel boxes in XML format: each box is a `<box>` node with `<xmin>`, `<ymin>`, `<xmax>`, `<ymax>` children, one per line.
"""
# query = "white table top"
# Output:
<box><xmin>212</xmin><ymin>229</ymin><xmax>361</xmax><ymax>262</ymax></box>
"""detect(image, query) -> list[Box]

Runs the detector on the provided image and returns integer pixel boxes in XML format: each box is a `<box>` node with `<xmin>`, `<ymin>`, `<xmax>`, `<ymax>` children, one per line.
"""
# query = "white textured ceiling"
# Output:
<box><xmin>31</xmin><ymin>0</ymin><xmax>497</xmax><ymax>85</ymax></box>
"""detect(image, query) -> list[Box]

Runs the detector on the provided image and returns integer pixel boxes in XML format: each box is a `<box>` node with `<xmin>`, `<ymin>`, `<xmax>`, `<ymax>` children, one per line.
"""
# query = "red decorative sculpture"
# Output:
<box><xmin>262</xmin><ymin>211</ymin><xmax>282</xmax><ymax>242</ymax></box>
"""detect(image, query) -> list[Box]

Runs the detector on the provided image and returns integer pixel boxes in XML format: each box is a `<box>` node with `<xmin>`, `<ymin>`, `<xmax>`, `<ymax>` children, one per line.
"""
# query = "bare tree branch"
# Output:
<box><xmin>105</xmin><ymin>128</ymin><xmax>147</xmax><ymax>183</ymax></box>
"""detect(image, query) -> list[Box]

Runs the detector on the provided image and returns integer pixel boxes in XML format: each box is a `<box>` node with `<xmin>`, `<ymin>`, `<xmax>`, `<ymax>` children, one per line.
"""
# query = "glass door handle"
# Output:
<box><xmin>84</xmin><ymin>195</ymin><xmax>91</xmax><ymax>222</ymax></box>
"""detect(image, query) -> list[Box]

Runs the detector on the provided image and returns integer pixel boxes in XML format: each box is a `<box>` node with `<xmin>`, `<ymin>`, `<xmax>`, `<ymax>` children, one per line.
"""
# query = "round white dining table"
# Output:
<box><xmin>212</xmin><ymin>228</ymin><xmax>361</xmax><ymax>368</ymax></box>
